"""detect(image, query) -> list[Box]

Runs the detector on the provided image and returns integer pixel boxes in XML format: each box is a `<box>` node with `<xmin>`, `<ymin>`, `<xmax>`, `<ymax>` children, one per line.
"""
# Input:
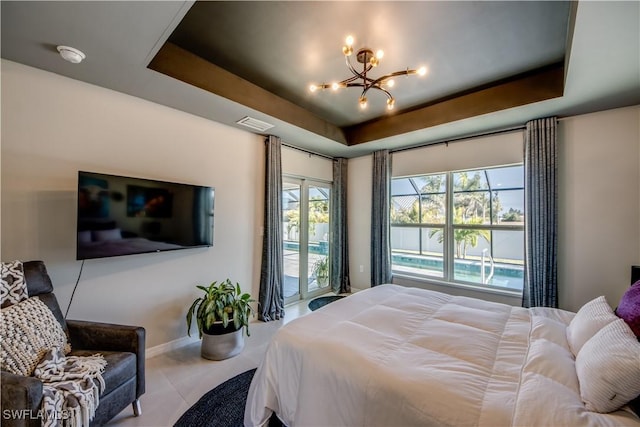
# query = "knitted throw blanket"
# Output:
<box><xmin>34</xmin><ymin>347</ymin><xmax>107</xmax><ymax>427</ymax></box>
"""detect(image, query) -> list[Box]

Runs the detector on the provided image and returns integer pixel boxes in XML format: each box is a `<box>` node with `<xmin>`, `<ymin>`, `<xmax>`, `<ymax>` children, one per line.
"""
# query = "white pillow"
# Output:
<box><xmin>576</xmin><ymin>319</ymin><xmax>640</xmax><ymax>413</ymax></box>
<box><xmin>566</xmin><ymin>296</ymin><xmax>618</xmax><ymax>356</ymax></box>
<box><xmin>0</xmin><ymin>297</ymin><xmax>70</xmax><ymax>376</ymax></box>
<box><xmin>93</xmin><ymin>228</ymin><xmax>122</xmax><ymax>242</ymax></box>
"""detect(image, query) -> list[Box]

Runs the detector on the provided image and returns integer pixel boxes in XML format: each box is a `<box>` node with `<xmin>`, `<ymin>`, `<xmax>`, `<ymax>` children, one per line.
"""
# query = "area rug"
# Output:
<box><xmin>308</xmin><ymin>295</ymin><xmax>345</xmax><ymax>311</ymax></box>
<box><xmin>174</xmin><ymin>368</ymin><xmax>283</xmax><ymax>427</ymax></box>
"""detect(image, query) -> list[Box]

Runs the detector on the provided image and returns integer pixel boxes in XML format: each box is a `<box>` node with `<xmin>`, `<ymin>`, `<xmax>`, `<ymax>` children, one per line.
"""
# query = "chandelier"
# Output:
<box><xmin>309</xmin><ymin>35</ymin><xmax>427</xmax><ymax>111</ymax></box>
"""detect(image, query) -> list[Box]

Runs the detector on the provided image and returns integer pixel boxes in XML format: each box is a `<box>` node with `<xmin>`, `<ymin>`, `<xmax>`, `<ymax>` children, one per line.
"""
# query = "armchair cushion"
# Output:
<box><xmin>66</xmin><ymin>320</ymin><xmax>145</xmax><ymax>398</ymax></box>
<box><xmin>70</xmin><ymin>350</ymin><xmax>136</xmax><ymax>396</ymax></box>
<box><xmin>1</xmin><ymin>297</ymin><xmax>70</xmax><ymax>376</ymax></box>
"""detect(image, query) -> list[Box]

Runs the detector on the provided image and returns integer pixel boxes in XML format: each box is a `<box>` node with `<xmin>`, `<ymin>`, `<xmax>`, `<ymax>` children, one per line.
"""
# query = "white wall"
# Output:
<box><xmin>558</xmin><ymin>106</ymin><xmax>640</xmax><ymax>311</ymax></box>
<box><xmin>347</xmin><ymin>106</ymin><xmax>640</xmax><ymax>311</ymax></box>
<box><xmin>347</xmin><ymin>155</ymin><xmax>372</xmax><ymax>289</ymax></box>
<box><xmin>1</xmin><ymin>60</ymin><xmax>265</xmax><ymax>350</ymax></box>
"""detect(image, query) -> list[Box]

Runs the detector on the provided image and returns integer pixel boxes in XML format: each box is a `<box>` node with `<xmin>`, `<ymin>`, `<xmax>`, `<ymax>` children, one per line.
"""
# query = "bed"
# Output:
<box><xmin>245</xmin><ymin>284</ymin><xmax>640</xmax><ymax>426</ymax></box>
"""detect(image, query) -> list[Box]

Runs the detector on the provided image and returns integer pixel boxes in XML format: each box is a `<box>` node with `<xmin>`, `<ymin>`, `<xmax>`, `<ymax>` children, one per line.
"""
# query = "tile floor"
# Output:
<box><xmin>105</xmin><ymin>299</ymin><xmax>313</xmax><ymax>427</ymax></box>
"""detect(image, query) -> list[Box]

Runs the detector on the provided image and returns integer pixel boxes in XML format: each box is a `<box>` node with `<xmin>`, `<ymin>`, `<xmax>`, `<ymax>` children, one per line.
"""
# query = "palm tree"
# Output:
<box><xmin>429</xmin><ymin>208</ymin><xmax>490</xmax><ymax>259</ymax></box>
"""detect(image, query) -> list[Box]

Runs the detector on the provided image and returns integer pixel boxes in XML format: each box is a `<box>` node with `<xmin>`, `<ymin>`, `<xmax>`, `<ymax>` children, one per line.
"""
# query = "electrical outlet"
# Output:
<box><xmin>359</xmin><ymin>265</ymin><xmax>364</xmax><ymax>273</ymax></box>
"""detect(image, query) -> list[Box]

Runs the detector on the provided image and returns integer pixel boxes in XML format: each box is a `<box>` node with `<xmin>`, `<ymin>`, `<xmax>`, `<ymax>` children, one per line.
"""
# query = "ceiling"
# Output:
<box><xmin>2</xmin><ymin>1</ymin><xmax>639</xmax><ymax>158</ymax></box>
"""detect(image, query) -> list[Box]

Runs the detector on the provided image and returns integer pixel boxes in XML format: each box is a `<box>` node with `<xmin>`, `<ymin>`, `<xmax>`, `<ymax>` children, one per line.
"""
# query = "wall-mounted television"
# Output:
<box><xmin>77</xmin><ymin>171</ymin><xmax>214</xmax><ymax>260</ymax></box>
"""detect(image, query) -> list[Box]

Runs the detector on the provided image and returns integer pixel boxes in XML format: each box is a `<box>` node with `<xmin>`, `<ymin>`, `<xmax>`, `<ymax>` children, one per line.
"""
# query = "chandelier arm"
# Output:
<box><xmin>369</xmin><ymin>69</ymin><xmax>418</xmax><ymax>88</ymax></box>
<box><xmin>340</xmin><ymin>75</ymin><xmax>361</xmax><ymax>85</ymax></box>
<box><xmin>345</xmin><ymin>82</ymin><xmax>366</xmax><ymax>89</ymax></box>
<box><xmin>361</xmin><ymin>85</ymin><xmax>393</xmax><ymax>100</ymax></box>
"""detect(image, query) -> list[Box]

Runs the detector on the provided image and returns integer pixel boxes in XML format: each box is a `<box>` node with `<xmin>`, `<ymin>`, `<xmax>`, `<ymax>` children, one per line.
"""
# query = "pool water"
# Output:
<box><xmin>392</xmin><ymin>253</ymin><xmax>523</xmax><ymax>291</ymax></box>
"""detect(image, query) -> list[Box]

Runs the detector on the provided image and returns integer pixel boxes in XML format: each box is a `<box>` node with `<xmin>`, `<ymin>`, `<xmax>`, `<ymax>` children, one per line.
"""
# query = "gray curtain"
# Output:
<box><xmin>371</xmin><ymin>149</ymin><xmax>392</xmax><ymax>286</ymax></box>
<box><xmin>258</xmin><ymin>135</ymin><xmax>285</xmax><ymax>321</ymax></box>
<box><xmin>523</xmin><ymin>117</ymin><xmax>558</xmax><ymax>308</ymax></box>
<box><xmin>330</xmin><ymin>158</ymin><xmax>351</xmax><ymax>294</ymax></box>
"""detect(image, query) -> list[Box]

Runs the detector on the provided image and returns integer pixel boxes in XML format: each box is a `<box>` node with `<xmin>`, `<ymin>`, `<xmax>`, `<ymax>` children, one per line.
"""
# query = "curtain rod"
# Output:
<box><xmin>281</xmin><ymin>142</ymin><xmax>334</xmax><ymax>160</ymax></box>
<box><xmin>390</xmin><ymin>125</ymin><xmax>526</xmax><ymax>154</ymax></box>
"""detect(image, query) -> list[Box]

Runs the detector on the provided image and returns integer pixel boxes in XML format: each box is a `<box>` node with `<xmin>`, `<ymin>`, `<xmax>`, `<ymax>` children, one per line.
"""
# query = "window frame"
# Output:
<box><xmin>390</xmin><ymin>164</ymin><xmax>524</xmax><ymax>295</ymax></box>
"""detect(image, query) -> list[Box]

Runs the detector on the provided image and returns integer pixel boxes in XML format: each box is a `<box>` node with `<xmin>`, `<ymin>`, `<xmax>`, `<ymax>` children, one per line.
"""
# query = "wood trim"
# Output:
<box><xmin>343</xmin><ymin>62</ymin><xmax>565</xmax><ymax>146</ymax></box>
<box><xmin>150</xmin><ymin>42</ymin><xmax>564</xmax><ymax>148</ymax></box>
<box><xmin>148</xmin><ymin>42</ymin><xmax>348</xmax><ymax>145</ymax></box>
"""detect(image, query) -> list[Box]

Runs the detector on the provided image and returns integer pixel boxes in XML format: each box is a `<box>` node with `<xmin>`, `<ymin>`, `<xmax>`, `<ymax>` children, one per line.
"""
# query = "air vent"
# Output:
<box><xmin>236</xmin><ymin>116</ymin><xmax>274</xmax><ymax>132</ymax></box>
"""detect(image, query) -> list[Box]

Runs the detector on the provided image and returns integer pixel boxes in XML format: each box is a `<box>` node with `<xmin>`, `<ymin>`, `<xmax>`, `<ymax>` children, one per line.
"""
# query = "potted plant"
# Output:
<box><xmin>313</xmin><ymin>257</ymin><xmax>329</xmax><ymax>288</ymax></box>
<box><xmin>186</xmin><ymin>279</ymin><xmax>255</xmax><ymax>360</ymax></box>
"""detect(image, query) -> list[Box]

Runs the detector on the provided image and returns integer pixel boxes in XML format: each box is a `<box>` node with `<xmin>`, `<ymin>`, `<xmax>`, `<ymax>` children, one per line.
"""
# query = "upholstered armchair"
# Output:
<box><xmin>1</xmin><ymin>261</ymin><xmax>145</xmax><ymax>427</ymax></box>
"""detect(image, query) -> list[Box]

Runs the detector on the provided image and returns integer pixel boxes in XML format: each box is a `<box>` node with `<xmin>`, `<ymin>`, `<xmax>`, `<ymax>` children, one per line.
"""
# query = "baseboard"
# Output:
<box><xmin>146</xmin><ymin>335</ymin><xmax>199</xmax><ymax>359</ymax></box>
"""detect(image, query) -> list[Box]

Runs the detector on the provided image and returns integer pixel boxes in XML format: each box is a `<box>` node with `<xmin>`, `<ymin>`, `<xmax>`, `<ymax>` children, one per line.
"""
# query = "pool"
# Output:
<box><xmin>392</xmin><ymin>252</ymin><xmax>524</xmax><ymax>291</ymax></box>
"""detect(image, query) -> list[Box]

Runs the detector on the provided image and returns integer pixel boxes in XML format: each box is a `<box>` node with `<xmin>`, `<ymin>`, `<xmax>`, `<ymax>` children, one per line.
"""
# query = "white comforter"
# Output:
<box><xmin>245</xmin><ymin>284</ymin><xmax>639</xmax><ymax>426</ymax></box>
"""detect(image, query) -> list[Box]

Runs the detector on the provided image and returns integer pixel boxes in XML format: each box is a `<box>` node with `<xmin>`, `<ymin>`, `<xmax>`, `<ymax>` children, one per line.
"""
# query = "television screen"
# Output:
<box><xmin>77</xmin><ymin>171</ymin><xmax>214</xmax><ymax>260</ymax></box>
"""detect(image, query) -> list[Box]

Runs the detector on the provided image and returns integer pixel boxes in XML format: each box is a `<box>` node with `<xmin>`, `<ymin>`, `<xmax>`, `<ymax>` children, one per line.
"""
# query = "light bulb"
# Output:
<box><xmin>386</xmin><ymin>79</ymin><xmax>395</xmax><ymax>88</ymax></box>
<box><xmin>343</xmin><ymin>35</ymin><xmax>354</xmax><ymax>56</ymax></box>
<box><xmin>418</xmin><ymin>66</ymin><xmax>427</xmax><ymax>76</ymax></box>
<box><xmin>376</xmin><ymin>50</ymin><xmax>384</xmax><ymax>60</ymax></box>
<box><xmin>309</xmin><ymin>84</ymin><xmax>318</xmax><ymax>93</ymax></box>
<box><xmin>331</xmin><ymin>82</ymin><xmax>340</xmax><ymax>91</ymax></box>
<box><xmin>359</xmin><ymin>96</ymin><xmax>368</xmax><ymax>109</ymax></box>
<box><xmin>387</xmin><ymin>98</ymin><xmax>395</xmax><ymax>110</ymax></box>
<box><xmin>370</xmin><ymin>56</ymin><xmax>379</xmax><ymax>67</ymax></box>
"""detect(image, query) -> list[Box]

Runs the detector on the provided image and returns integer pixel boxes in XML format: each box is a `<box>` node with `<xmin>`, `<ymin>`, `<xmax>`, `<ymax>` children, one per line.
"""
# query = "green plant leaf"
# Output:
<box><xmin>224</xmin><ymin>310</ymin><xmax>231</xmax><ymax>327</ymax></box>
<box><xmin>233</xmin><ymin>308</ymin><xmax>240</xmax><ymax>330</ymax></box>
<box><xmin>186</xmin><ymin>299</ymin><xmax>200</xmax><ymax>337</ymax></box>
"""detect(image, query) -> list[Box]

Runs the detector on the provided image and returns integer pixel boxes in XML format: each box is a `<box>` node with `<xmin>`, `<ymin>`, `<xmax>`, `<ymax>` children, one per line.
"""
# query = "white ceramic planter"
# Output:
<box><xmin>201</xmin><ymin>327</ymin><xmax>245</xmax><ymax>360</ymax></box>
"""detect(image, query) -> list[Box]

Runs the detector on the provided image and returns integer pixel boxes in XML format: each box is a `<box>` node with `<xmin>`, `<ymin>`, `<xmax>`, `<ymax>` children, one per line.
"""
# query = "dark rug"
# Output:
<box><xmin>174</xmin><ymin>368</ymin><xmax>284</xmax><ymax>427</ymax></box>
<box><xmin>308</xmin><ymin>295</ymin><xmax>345</xmax><ymax>311</ymax></box>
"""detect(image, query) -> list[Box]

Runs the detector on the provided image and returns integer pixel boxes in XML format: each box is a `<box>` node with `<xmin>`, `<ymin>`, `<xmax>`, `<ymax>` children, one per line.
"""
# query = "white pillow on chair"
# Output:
<box><xmin>0</xmin><ymin>296</ymin><xmax>70</xmax><ymax>376</ymax></box>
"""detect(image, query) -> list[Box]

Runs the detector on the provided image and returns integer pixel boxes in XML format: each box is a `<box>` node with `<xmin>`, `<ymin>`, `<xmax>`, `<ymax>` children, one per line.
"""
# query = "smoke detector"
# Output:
<box><xmin>57</xmin><ymin>46</ymin><xmax>86</xmax><ymax>64</ymax></box>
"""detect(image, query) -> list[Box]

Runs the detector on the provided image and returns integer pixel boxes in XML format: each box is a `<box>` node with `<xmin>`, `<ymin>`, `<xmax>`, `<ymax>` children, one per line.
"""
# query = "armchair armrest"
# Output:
<box><xmin>66</xmin><ymin>320</ymin><xmax>144</xmax><ymax>353</ymax></box>
<box><xmin>66</xmin><ymin>320</ymin><xmax>145</xmax><ymax>398</ymax></box>
<box><xmin>1</xmin><ymin>371</ymin><xmax>42</xmax><ymax>427</ymax></box>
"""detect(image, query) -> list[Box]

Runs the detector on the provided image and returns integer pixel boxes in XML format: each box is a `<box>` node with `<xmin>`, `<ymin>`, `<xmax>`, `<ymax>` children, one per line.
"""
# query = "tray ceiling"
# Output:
<box><xmin>2</xmin><ymin>1</ymin><xmax>639</xmax><ymax>157</ymax></box>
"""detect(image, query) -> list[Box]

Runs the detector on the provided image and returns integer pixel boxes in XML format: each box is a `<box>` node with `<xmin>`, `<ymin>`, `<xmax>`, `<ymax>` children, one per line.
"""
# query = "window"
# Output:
<box><xmin>391</xmin><ymin>165</ymin><xmax>524</xmax><ymax>292</ymax></box>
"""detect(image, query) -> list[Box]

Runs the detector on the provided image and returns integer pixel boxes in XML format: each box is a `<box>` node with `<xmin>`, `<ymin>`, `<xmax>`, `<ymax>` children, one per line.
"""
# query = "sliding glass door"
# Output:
<box><xmin>282</xmin><ymin>177</ymin><xmax>331</xmax><ymax>303</ymax></box>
